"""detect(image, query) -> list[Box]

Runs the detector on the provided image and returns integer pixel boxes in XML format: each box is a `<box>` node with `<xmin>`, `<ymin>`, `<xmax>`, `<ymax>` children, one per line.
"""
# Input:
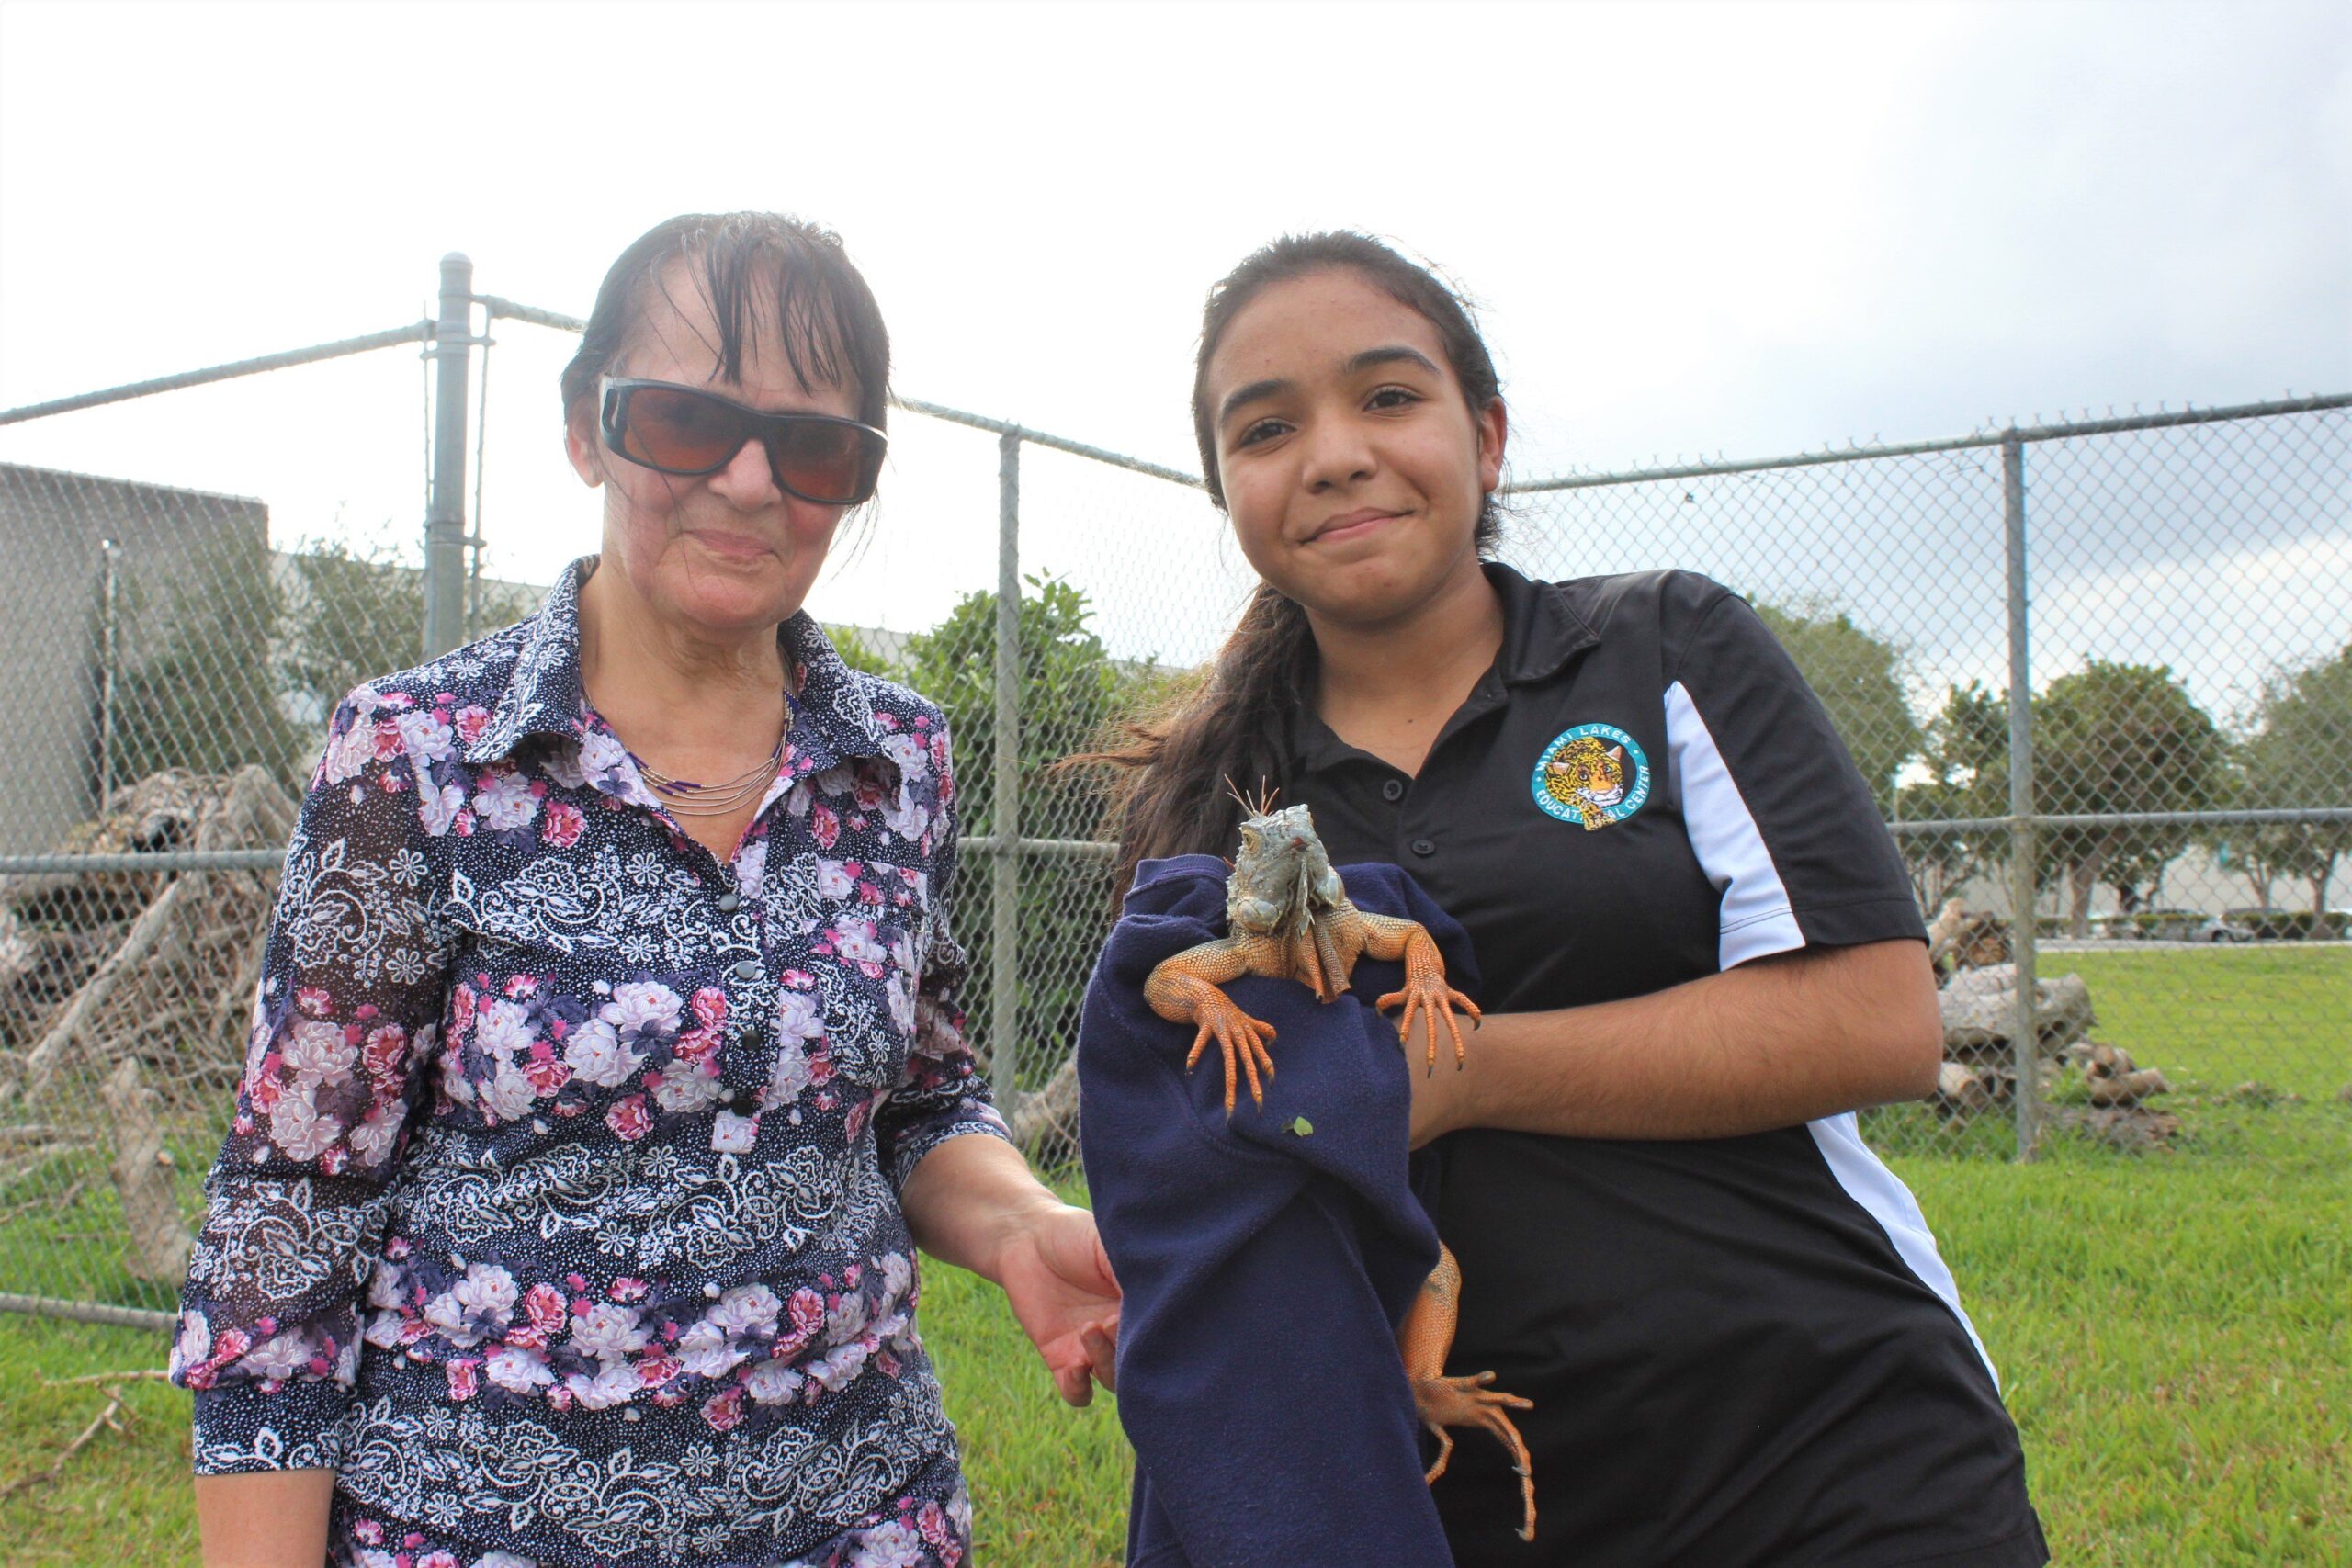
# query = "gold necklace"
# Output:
<box><xmin>588</xmin><ymin>692</ymin><xmax>793</xmax><ymax>818</ymax></box>
<box><xmin>629</xmin><ymin>732</ymin><xmax>787</xmax><ymax>817</ymax></box>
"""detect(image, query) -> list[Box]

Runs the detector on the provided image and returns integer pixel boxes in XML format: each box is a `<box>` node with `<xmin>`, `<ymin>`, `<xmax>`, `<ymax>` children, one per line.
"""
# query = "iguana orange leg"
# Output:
<box><xmin>1398</xmin><ymin>1243</ymin><xmax>1536</xmax><ymax>1541</ymax></box>
<box><xmin>1183</xmin><ymin>993</ymin><xmax>1276</xmax><ymax>1117</ymax></box>
<box><xmin>1356</xmin><ymin>915</ymin><xmax>1483</xmax><ymax>1074</ymax></box>
<box><xmin>1144</xmin><ymin>945</ymin><xmax>1281</xmax><ymax>1116</ymax></box>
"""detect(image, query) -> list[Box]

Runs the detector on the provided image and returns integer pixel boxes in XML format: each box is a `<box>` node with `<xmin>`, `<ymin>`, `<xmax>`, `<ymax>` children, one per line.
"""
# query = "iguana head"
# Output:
<box><xmin>1227</xmin><ymin>802</ymin><xmax>1345</xmax><ymax>940</ymax></box>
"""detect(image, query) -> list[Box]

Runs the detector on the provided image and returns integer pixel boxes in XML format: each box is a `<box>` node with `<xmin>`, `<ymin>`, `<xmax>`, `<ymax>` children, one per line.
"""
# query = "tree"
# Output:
<box><xmin>106</xmin><ymin>527</ymin><xmax>301</xmax><ymax>790</ymax></box>
<box><xmin>2229</xmin><ymin>642</ymin><xmax>2352</xmax><ymax>917</ymax></box>
<box><xmin>2097</xmin><ymin>836</ymin><xmax>2176</xmax><ymax>918</ymax></box>
<box><xmin>1750</xmin><ymin>599</ymin><xmax>1919</xmax><ymax>813</ymax></box>
<box><xmin>278</xmin><ymin>537</ymin><xmax>537</xmax><ymax>731</ymax></box>
<box><xmin>2205</xmin><ymin>746</ymin><xmax>2320</xmax><ymax>917</ymax></box>
<box><xmin>1895</xmin><ymin>681</ymin><xmax>2008</xmax><ymax>908</ymax></box>
<box><xmin>823</xmin><ymin>623</ymin><xmax>901</xmax><ymax>680</ymax></box>
<box><xmin>2031</xmin><ymin>660</ymin><xmax>2222</xmax><ymax>936</ymax></box>
<box><xmin>895</xmin><ymin>575</ymin><xmax>1163</xmax><ymax>1093</ymax></box>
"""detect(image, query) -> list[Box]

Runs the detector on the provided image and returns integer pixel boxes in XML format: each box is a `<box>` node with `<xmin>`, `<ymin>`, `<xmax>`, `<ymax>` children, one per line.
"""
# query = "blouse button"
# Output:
<box><xmin>1409</xmin><ymin>837</ymin><xmax>1435</xmax><ymax>857</ymax></box>
<box><xmin>730</xmin><ymin>959</ymin><xmax>763</xmax><ymax>983</ymax></box>
<box><xmin>1381</xmin><ymin>778</ymin><xmax>1406</xmax><ymax>803</ymax></box>
<box><xmin>727</xmin><ymin>1088</ymin><xmax>761</xmax><ymax>1117</ymax></box>
<box><xmin>717</xmin><ymin>890</ymin><xmax>741</xmax><ymax>913</ymax></box>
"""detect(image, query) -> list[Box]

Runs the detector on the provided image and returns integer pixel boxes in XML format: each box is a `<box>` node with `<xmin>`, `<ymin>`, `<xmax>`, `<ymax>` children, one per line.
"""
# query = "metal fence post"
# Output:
<box><xmin>992</xmin><ymin>431</ymin><xmax>1023</xmax><ymax>1133</ymax></box>
<box><xmin>2002</xmin><ymin>431</ymin><xmax>2041</xmax><ymax>1161</ymax></box>
<box><xmin>423</xmin><ymin>253</ymin><xmax>473</xmax><ymax>659</ymax></box>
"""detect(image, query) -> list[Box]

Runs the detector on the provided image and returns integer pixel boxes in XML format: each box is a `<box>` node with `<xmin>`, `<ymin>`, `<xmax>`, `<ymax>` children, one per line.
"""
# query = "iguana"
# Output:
<box><xmin>1142</xmin><ymin>800</ymin><xmax>1537</xmax><ymax>1541</ymax></box>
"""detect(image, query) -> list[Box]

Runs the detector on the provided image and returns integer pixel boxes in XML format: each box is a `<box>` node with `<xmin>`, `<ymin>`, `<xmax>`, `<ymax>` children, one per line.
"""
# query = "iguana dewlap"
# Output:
<box><xmin>1142</xmin><ymin>802</ymin><xmax>1536</xmax><ymax>1541</ymax></box>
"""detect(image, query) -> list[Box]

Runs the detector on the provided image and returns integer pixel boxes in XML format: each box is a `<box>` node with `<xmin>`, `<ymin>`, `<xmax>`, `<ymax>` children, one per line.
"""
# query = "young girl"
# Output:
<box><xmin>1092</xmin><ymin>233</ymin><xmax>2046</xmax><ymax>1567</ymax></box>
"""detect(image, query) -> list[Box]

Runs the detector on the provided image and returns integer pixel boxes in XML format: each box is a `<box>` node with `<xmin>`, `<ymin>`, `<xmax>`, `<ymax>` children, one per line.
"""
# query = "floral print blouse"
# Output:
<box><xmin>170</xmin><ymin>558</ymin><xmax>1008</xmax><ymax>1568</ymax></box>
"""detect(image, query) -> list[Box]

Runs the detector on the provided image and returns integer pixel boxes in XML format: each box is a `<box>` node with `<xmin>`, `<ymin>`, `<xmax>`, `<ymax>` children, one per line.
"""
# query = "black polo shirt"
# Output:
<box><xmin>1284</xmin><ymin>564</ymin><xmax>2047</xmax><ymax>1568</ymax></box>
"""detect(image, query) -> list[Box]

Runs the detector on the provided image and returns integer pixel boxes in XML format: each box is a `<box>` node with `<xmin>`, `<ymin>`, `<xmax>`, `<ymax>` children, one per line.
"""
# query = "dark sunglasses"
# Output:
<box><xmin>599</xmin><ymin>378</ymin><xmax>888</xmax><ymax>505</ymax></box>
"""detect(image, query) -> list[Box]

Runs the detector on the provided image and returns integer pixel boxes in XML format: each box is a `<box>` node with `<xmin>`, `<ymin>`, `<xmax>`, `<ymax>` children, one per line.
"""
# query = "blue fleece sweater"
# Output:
<box><xmin>1079</xmin><ymin>854</ymin><xmax>1477</xmax><ymax>1568</ymax></box>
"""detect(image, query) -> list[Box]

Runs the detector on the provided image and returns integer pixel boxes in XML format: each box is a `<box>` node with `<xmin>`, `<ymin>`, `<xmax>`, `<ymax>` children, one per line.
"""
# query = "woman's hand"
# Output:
<box><xmin>989</xmin><ymin>1202</ymin><xmax>1121</xmax><ymax>1406</ymax></box>
<box><xmin>897</xmin><ymin>1134</ymin><xmax>1120</xmax><ymax>1405</ymax></box>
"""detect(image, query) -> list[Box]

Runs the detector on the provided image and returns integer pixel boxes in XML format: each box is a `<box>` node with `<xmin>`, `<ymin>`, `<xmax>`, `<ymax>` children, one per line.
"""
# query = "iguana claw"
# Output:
<box><xmin>1377</xmin><ymin>977</ymin><xmax>1482</xmax><ymax>1075</ymax></box>
<box><xmin>1182</xmin><ymin>992</ymin><xmax>1277</xmax><ymax>1117</ymax></box>
<box><xmin>1414</xmin><ymin>1370</ymin><xmax>1536</xmax><ymax>1541</ymax></box>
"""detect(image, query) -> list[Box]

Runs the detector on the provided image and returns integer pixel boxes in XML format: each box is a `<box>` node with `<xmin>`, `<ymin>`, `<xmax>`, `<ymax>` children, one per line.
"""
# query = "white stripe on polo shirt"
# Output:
<box><xmin>1664</xmin><ymin>679</ymin><xmax>1804</xmax><ymax>968</ymax></box>
<box><xmin>1667</xmin><ymin>680</ymin><xmax>2000</xmax><ymax>1387</ymax></box>
<box><xmin>1809</xmin><ymin>1111</ymin><xmax>2002</xmax><ymax>1385</ymax></box>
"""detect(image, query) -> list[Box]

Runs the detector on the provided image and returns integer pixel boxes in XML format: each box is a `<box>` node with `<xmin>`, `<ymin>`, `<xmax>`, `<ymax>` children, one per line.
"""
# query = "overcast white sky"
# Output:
<box><xmin>1</xmin><ymin>0</ymin><xmax>2346</xmax><ymax>706</ymax></box>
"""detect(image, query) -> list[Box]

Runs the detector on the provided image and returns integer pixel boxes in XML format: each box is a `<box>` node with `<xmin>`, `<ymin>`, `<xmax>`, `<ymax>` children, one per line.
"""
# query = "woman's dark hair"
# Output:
<box><xmin>1077</xmin><ymin>232</ymin><xmax>1507</xmax><ymax>914</ymax></box>
<box><xmin>560</xmin><ymin>211</ymin><xmax>891</xmax><ymax>432</ymax></box>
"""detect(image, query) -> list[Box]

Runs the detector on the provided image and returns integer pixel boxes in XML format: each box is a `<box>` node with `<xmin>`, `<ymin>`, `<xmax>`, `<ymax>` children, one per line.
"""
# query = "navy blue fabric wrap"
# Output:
<box><xmin>1079</xmin><ymin>853</ymin><xmax>1479</xmax><ymax>1568</ymax></box>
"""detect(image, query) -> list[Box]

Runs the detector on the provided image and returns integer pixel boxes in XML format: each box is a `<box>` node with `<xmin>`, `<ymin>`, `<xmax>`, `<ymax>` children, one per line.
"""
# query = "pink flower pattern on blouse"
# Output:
<box><xmin>171</xmin><ymin>559</ymin><xmax>1002</xmax><ymax>1567</ymax></box>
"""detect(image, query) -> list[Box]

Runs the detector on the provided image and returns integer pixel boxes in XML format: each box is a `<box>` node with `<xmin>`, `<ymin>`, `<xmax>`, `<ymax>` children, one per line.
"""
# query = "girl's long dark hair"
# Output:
<box><xmin>1073</xmin><ymin>233</ymin><xmax>1506</xmax><ymax>915</ymax></box>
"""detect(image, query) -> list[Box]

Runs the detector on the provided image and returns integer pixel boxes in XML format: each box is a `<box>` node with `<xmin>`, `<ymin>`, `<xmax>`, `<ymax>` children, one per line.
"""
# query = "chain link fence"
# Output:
<box><xmin>968</xmin><ymin>396</ymin><xmax>2351</xmax><ymax>1170</ymax></box>
<box><xmin>1499</xmin><ymin>405</ymin><xmax>2352</xmax><ymax>1160</ymax></box>
<box><xmin>0</xmin><ymin>258</ymin><xmax>2345</xmax><ymax>1557</ymax></box>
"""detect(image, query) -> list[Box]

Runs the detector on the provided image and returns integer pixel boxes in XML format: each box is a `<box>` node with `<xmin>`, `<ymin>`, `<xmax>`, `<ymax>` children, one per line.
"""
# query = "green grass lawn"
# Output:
<box><xmin>2058</xmin><ymin>945</ymin><xmax>2349</xmax><ymax>1106</ymax></box>
<box><xmin>1863</xmin><ymin>943</ymin><xmax>2350</xmax><ymax>1162</ymax></box>
<box><xmin>4</xmin><ymin>949</ymin><xmax>2345</xmax><ymax>1564</ymax></box>
<box><xmin>1891</xmin><ymin>1135</ymin><xmax>2348</xmax><ymax>1567</ymax></box>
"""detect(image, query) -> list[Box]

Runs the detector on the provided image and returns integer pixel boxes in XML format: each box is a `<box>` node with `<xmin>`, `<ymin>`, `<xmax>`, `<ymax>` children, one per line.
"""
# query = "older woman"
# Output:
<box><xmin>171</xmin><ymin>212</ymin><xmax>1119</xmax><ymax>1568</ymax></box>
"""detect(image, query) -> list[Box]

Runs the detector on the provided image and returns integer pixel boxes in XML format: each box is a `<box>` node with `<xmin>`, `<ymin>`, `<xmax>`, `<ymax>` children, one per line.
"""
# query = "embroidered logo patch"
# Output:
<box><xmin>1532</xmin><ymin>724</ymin><xmax>1650</xmax><ymax>830</ymax></box>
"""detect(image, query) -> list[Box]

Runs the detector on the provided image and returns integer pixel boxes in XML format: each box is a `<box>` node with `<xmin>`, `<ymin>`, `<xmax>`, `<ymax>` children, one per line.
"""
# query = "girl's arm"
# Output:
<box><xmin>193</xmin><ymin>1469</ymin><xmax>334</xmax><ymax>1567</ymax></box>
<box><xmin>1406</xmin><ymin>582</ymin><xmax>1943</xmax><ymax>1145</ymax></box>
<box><xmin>1409</xmin><ymin>937</ymin><xmax>1942</xmax><ymax>1145</ymax></box>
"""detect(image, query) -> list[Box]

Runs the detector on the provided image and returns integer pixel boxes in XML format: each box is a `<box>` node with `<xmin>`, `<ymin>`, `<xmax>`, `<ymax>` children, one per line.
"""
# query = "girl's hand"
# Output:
<box><xmin>991</xmin><ymin>1203</ymin><xmax>1121</xmax><ymax>1405</ymax></box>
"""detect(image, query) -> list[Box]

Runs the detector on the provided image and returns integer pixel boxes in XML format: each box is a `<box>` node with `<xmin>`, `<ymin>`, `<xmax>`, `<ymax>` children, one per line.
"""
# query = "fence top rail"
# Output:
<box><xmin>476</xmin><ymin>294</ymin><xmax>584</xmax><ymax>333</ymax></box>
<box><xmin>893</xmin><ymin>398</ymin><xmax>1206</xmax><ymax>487</ymax></box>
<box><xmin>0</xmin><ymin>321</ymin><xmax>437</xmax><ymax>426</ymax></box>
<box><xmin>10</xmin><ymin>279</ymin><xmax>2334</xmax><ymax>495</ymax></box>
<box><xmin>1501</xmin><ymin>391</ymin><xmax>2352</xmax><ymax>495</ymax></box>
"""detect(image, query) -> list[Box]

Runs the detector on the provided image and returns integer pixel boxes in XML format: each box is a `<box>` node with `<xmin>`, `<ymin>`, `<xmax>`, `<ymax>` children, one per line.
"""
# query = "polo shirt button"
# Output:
<box><xmin>717</xmin><ymin>890</ymin><xmax>741</xmax><ymax>913</ymax></box>
<box><xmin>730</xmin><ymin>959</ymin><xmax>762</xmax><ymax>983</ymax></box>
<box><xmin>1410</xmin><ymin>837</ymin><xmax>1435</xmax><ymax>857</ymax></box>
<box><xmin>1382</xmin><ymin>779</ymin><xmax>1406</xmax><ymax>803</ymax></box>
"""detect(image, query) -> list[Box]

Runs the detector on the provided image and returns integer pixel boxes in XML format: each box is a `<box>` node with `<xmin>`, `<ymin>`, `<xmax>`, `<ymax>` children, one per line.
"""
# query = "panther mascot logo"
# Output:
<box><xmin>1531</xmin><ymin>723</ymin><xmax>1650</xmax><ymax>830</ymax></box>
<box><xmin>1544</xmin><ymin>737</ymin><xmax>1629</xmax><ymax>829</ymax></box>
